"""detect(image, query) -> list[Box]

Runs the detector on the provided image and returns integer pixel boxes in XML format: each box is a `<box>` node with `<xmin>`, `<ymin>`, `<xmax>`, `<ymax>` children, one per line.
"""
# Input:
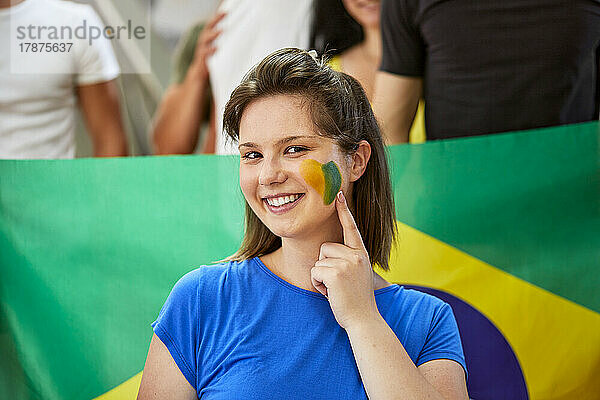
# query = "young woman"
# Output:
<box><xmin>137</xmin><ymin>48</ymin><xmax>468</xmax><ymax>400</ymax></box>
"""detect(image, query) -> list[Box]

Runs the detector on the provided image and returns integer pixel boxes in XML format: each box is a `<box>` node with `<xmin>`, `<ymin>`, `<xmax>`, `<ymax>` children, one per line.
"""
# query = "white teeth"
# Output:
<box><xmin>266</xmin><ymin>194</ymin><xmax>300</xmax><ymax>207</ymax></box>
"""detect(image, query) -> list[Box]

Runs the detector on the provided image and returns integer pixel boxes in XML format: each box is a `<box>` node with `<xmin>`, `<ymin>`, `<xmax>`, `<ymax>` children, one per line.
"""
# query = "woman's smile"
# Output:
<box><xmin>263</xmin><ymin>193</ymin><xmax>305</xmax><ymax>214</ymax></box>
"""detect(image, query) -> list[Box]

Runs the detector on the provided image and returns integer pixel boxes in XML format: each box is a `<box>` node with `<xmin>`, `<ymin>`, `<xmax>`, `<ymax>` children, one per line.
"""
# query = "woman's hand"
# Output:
<box><xmin>311</xmin><ymin>191</ymin><xmax>380</xmax><ymax>330</ymax></box>
<box><xmin>188</xmin><ymin>12</ymin><xmax>226</xmax><ymax>81</ymax></box>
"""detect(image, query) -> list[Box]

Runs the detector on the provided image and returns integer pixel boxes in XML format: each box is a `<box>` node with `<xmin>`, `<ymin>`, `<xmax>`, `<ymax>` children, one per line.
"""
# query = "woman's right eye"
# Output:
<box><xmin>241</xmin><ymin>151</ymin><xmax>262</xmax><ymax>160</ymax></box>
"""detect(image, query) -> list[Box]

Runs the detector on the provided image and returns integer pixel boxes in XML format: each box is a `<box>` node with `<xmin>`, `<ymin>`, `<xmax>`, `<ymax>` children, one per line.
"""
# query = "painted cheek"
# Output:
<box><xmin>321</xmin><ymin>161</ymin><xmax>342</xmax><ymax>205</ymax></box>
<box><xmin>300</xmin><ymin>159</ymin><xmax>342</xmax><ymax>205</ymax></box>
<box><xmin>300</xmin><ymin>159</ymin><xmax>325</xmax><ymax>196</ymax></box>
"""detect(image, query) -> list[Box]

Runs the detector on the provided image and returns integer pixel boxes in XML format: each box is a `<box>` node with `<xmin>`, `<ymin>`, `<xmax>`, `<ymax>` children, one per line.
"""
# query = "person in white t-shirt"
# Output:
<box><xmin>0</xmin><ymin>0</ymin><xmax>128</xmax><ymax>159</ymax></box>
<box><xmin>150</xmin><ymin>0</ymin><xmax>313</xmax><ymax>156</ymax></box>
<box><xmin>207</xmin><ymin>0</ymin><xmax>312</xmax><ymax>154</ymax></box>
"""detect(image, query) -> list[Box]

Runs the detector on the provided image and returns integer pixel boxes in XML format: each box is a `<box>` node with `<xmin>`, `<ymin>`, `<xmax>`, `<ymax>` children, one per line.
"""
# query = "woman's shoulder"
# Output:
<box><xmin>170</xmin><ymin>258</ymin><xmax>257</xmax><ymax>295</ymax></box>
<box><xmin>379</xmin><ymin>283</ymin><xmax>446</xmax><ymax>302</ymax></box>
<box><xmin>176</xmin><ymin>259</ymin><xmax>251</xmax><ymax>282</ymax></box>
<box><xmin>379</xmin><ymin>286</ymin><xmax>463</xmax><ymax>361</ymax></box>
<box><xmin>378</xmin><ymin>285</ymin><xmax>453</xmax><ymax>325</ymax></box>
<box><xmin>402</xmin><ymin>286</ymin><xmax>448</xmax><ymax>308</ymax></box>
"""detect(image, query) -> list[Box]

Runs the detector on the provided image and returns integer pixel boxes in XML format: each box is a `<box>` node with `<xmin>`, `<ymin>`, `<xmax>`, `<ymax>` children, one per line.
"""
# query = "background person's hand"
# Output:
<box><xmin>188</xmin><ymin>12</ymin><xmax>226</xmax><ymax>81</ymax></box>
<box><xmin>311</xmin><ymin>191</ymin><xmax>380</xmax><ymax>330</ymax></box>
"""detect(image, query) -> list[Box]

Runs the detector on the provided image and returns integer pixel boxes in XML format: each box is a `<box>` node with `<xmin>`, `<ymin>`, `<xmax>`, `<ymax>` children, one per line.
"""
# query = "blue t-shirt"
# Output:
<box><xmin>152</xmin><ymin>257</ymin><xmax>466</xmax><ymax>399</ymax></box>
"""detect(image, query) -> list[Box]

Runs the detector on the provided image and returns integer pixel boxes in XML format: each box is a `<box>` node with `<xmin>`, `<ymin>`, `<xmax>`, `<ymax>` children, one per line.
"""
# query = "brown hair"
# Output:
<box><xmin>223</xmin><ymin>48</ymin><xmax>396</xmax><ymax>270</ymax></box>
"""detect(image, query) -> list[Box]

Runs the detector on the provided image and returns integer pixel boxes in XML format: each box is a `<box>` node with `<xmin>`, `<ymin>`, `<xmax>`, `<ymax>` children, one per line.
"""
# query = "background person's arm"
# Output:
<box><xmin>372</xmin><ymin>71</ymin><xmax>422</xmax><ymax>145</ymax></box>
<box><xmin>77</xmin><ymin>80</ymin><xmax>129</xmax><ymax>157</ymax></box>
<box><xmin>137</xmin><ymin>334</ymin><xmax>197</xmax><ymax>400</ymax></box>
<box><xmin>152</xmin><ymin>13</ymin><xmax>225</xmax><ymax>155</ymax></box>
<box><xmin>200</xmin><ymin>101</ymin><xmax>217</xmax><ymax>154</ymax></box>
<box><xmin>152</xmin><ymin>73</ymin><xmax>210</xmax><ymax>154</ymax></box>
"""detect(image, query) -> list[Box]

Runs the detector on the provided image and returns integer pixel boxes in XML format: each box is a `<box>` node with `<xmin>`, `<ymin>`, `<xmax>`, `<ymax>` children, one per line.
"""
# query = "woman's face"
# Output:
<box><xmin>238</xmin><ymin>94</ymin><xmax>351</xmax><ymax>240</ymax></box>
<box><xmin>342</xmin><ymin>0</ymin><xmax>380</xmax><ymax>30</ymax></box>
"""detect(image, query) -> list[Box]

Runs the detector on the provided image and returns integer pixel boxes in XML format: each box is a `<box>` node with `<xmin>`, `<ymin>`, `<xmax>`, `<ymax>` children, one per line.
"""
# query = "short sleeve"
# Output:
<box><xmin>379</xmin><ymin>0</ymin><xmax>425</xmax><ymax>76</ymax></box>
<box><xmin>74</xmin><ymin>6</ymin><xmax>120</xmax><ymax>86</ymax></box>
<box><xmin>417</xmin><ymin>303</ymin><xmax>467</xmax><ymax>379</ymax></box>
<box><xmin>151</xmin><ymin>270</ymin><xmax>200</xmax><ymax>389</ymax></box>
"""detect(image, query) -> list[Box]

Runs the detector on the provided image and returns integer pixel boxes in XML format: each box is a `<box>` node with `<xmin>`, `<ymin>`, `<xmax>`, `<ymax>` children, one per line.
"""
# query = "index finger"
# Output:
<box><xmin>335</xmin><ymin>191</ymin><xmax>366</xmax><ymax>251</ymax></box>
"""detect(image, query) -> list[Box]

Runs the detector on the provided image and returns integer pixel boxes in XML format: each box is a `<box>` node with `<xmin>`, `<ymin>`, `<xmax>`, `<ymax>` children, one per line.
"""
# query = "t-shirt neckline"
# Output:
<box><xmin>252</xmin><ymin>256</ymin><xmax>398</xmax><ymax>300</ymax></box>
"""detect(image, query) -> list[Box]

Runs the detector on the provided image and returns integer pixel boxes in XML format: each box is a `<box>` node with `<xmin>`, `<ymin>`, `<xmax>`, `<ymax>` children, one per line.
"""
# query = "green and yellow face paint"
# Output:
<box><xmin>300</xmin><ymin>159</ymin><xmax>342</xmax><ymax>205</ymax></box>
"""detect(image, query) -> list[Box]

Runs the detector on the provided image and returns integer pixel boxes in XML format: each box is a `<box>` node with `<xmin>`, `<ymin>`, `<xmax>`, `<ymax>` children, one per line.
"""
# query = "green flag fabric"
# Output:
<box><xmin>0</xmin><ymin>122</ymin><xmax>598</xmax><ymax>399</ymax></box>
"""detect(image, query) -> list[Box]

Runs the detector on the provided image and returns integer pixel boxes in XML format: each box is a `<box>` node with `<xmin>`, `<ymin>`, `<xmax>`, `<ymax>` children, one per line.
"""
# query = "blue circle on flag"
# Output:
<box><xmin>405</xmin><ymin>285</ymin><xmax>528</xmax><ymax>400</ymax></box>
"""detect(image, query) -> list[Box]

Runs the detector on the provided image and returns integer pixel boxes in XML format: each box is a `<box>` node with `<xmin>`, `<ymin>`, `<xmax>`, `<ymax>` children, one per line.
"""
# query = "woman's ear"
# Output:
<box><xmin>349</xmin><ymin>140</ymin><xmax>371</xmax><ymax>182</ymax></box>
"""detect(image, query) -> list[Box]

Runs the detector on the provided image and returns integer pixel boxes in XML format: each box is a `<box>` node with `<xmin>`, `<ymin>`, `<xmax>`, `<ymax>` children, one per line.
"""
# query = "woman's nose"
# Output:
<box><xmin>258</xmin><ymin>157</ymin><xmax>287</xmax><ymax>186</ymax></box>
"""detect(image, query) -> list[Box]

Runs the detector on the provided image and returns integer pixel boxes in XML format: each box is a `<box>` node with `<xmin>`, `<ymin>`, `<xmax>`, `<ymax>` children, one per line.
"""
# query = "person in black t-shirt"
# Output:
<box><xmin>373</xmin><ymin>0</ymin><xmax>600</xmax><ymax>144</ymax></box>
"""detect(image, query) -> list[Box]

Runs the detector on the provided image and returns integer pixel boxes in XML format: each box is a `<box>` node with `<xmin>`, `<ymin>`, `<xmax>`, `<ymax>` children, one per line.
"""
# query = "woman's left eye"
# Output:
<box><xmin>285</xmin><ymin>145</ymin><xmax>309</xmax><ymax>155</ymax></box>
<box><xmin>241</xmin><ymin>151</ymin><xmax>262</xmax><ymax>160</ymax></box>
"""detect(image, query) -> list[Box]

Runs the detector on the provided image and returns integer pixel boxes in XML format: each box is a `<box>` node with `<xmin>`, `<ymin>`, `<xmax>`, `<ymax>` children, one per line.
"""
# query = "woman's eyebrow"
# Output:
<box><xmin>277</xmin><ymin>135</ymin><xmax>315</xmax><ymax>146</ymax></box>
<box><xmin>238</xmin><ymin>142</ymin><xmax>258</xmax><ymax>151</ymax></box>
<box><xmin>238</xmin><ymin>135</ymin><xmax>315</xmax><ymax>151</ymax></box>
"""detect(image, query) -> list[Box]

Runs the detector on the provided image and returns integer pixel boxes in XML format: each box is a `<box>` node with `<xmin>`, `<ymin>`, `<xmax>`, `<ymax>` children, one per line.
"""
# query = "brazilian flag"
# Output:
<box><xmin>0</xmin><ymin>122</ymin><xmax>598</xmax><ymax>399</ymax></box>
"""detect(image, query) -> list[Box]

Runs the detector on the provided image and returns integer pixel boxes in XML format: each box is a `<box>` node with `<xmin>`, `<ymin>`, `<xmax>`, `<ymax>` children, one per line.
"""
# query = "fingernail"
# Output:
<box><xmin>337</xmin><ymin>191</ymin><xmax>345</xmax><ymax>203</ymax></box>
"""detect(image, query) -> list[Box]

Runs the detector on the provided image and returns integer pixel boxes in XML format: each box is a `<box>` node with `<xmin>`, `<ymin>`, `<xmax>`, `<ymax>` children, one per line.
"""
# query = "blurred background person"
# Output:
<box><xmin>207</xmin><ymin>0</ymin><xmax>313</xmax><ymax>154</ymax></box>
<box><xmin>310</xmin><ymin>0</ymin><xmax>425</xmax><ymax>144</ymax></box>
<box><xmin>374</xmin><ymin>0</ymin><xmax>600</xmax><ymax>144</ymax></box>
<box><xmin>151</xmin><ymin>12</ymin><xmax>224</xmax><ymax>155</ymax></box>
<box><xmin>152</xmin><ymin>0</ymin><xmax>314</xmax><ymax>155</ymax></box>
<box><xmin>0</xmin><ymin>0</ymin><xmax>128</xmax><ymax>159</ymax></box>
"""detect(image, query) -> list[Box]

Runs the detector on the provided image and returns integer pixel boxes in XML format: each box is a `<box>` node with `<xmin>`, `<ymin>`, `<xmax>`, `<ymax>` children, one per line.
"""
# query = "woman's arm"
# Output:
<box><xmin>311</xmin><ymin>190</ymin><xmax>468</xmax><ymax>400</ymax></box>
<box><xmin>137</xmin><ymin>334</ymin><xmax>197</xmax><ymax>400</ymax></box>
<box><xmin>345</xmin><ymin>317</ymin><xmax>468</xmax><ymax>400</ymax></box>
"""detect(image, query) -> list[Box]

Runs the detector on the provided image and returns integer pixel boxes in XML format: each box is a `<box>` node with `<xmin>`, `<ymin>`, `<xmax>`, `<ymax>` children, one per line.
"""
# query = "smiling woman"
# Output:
<box><xmin>223</xmin><ymin>48</ymin><xmax>396</xmax><ymax>272</ymax></box>
<box><xmin>137</xmin><ymin>48</ymin><xmax>469</xmax><ymax>400</ymax></box>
